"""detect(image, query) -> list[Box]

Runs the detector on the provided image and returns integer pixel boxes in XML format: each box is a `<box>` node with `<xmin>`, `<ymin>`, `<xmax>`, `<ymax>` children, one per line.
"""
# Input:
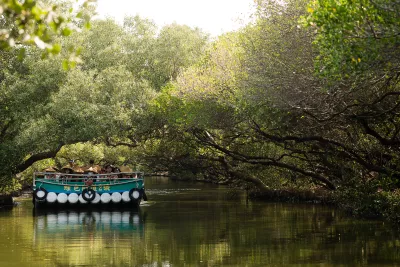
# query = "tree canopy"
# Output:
<box><xmin>2</xmin><ymin>0</ymin><xmax>400</xmax><ymax>221</ymax></box>
<box><xmin>0</xmin><ymin>9</ymin><xmax>209</xmax><ymax>190</ymax></box>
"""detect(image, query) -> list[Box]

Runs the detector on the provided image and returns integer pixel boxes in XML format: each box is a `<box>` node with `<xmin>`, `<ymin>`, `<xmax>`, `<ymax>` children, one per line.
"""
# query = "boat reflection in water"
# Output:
<box><xmin>31</xmin><ymin>209</ymin><xmax>147</xmax><ymax>266</ymax></box>
<box><xmin>33</xmin><ymin>209</ymin><xmax>145</xmax><ymax>237</ymax></box>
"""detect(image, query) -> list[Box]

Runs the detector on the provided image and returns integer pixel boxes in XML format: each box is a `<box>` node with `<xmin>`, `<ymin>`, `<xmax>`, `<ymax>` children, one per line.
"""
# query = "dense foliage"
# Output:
<box><xmin>0</xmin><ymin>0</ymin><xmax>95</xmax><ymax>66</ymax></box>
<box><xmin>0</xmin><ymin>10</ymin><xmax>209</xmax><ymax>190</ymax></box>
<box><xmin>1</xmin><ymin>0</ymin><xmax>400</xmax><ymax>221</ymax></box>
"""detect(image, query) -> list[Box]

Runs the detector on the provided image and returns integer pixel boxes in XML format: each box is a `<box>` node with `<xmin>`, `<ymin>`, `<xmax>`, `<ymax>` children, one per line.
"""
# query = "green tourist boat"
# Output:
<box><xmin>32</xmin><ymin>171</ymin><xmax>147</xmax><ymax>208</ymax></box>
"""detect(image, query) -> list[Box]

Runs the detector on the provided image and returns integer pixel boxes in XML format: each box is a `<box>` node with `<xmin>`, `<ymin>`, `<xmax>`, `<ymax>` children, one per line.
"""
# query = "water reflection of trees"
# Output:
<box><xmin>141</xmin><ymin>202</ymin><xmax>400</xmax><ymax>266</ymax></box>
<box><xmin>2</xmin><ymin>198</ymin><xmax>400</xmax><ymax>266</ymax></box>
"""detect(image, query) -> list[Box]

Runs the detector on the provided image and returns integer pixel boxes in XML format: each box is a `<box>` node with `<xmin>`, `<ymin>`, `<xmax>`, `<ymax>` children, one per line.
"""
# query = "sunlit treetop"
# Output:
<box><xmin>0</xmin><ymin>0</ymin><xmax>95</xmax><ymax>59</ymax></box>
<box><xmin>303</xmin><ymin>0</ymin><xmax>400</xmax><ymax>79</ymax></box>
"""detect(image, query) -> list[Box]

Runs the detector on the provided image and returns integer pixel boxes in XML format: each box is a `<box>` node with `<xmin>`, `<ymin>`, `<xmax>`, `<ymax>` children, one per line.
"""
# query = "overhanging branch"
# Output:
<box><xmin>15</xmin><ymin>143</ymin><xmax>65</xmax><ymax>173</ymax></box>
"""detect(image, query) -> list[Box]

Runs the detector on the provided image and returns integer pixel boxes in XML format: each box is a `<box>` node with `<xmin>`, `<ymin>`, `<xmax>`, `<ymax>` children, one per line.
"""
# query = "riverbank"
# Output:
<box><xmin>248</xmin><ymin>187</ymin><xmax>334</xmax><ymax>204</ymax></box>
<box><xmin>169</xmin><ymin>176</ymin><xmax>397</xmax><ymax>223</ymax></box>
<box><xmin>246</xmin><ymin>185</ymin><xmax>400</xmax><ymax>227</ymax></box>
<box><xmin>0</xmin><ymin>194</ymin><xmax>14</xmax><ymax>209</ymax></box>
<box><xmin>169</xmin><ymin>172</ymin><xmax>399</xmax><ymax>225</ymax></box>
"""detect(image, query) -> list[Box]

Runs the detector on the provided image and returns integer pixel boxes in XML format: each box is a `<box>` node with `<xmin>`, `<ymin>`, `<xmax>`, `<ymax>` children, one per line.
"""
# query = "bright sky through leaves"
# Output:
<box><xmin>96</xmin><ymin>0</ymin><xmax>255</xmax><ymax>36</ymax></box>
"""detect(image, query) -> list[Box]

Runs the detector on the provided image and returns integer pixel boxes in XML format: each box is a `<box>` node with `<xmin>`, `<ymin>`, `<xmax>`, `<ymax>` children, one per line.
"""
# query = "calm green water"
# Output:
<box><xmin>1</xmin><ymin>178</ymin><xmax>400</xmax><ymax>267</ymax></box>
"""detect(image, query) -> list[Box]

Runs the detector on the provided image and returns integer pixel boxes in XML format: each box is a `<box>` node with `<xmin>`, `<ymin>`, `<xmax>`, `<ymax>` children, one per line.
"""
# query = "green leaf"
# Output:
<box><xmin>17</xmin><ymin>48</ymin><xmax>26</xmax><ymax>61</ymax></box>
<box><xmin>51</xmin><ymin>43</ymin><xmax>62</xmax><ymax>54</ymax></box>
<box><xmin>62</xmin><ymin>59</ymin><xmax>69</xmax><ymax>70</ymax></box>
<box><xmin>70</xmin><ymin>61</ymin><xmax>76</xmax><ymax>69</ymax></box>
<box><xmin>62</xmin><ymin>28</ymin><xmax>72</xmax><ymax>36</ymax></box>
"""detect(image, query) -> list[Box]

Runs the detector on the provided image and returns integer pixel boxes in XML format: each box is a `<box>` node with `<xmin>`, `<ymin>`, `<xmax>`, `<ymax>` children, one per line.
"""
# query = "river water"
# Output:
<box><xmin>1</xmin><ymin>177</ymin><xmax>400</xmax><ymax>266</ymax></box>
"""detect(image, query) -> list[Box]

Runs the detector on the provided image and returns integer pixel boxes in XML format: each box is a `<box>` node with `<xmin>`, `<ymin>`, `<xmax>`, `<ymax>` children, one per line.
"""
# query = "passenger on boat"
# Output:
<box><xmin>61</xmin><ymin>160</ymin><xmax>74</xmax><ymax>172</ymax></box>
<box><xmin>83</xmin><ymin>166</ymin><xmax>98</xmax><ymax>184</ymax></box>
<box><xmin>84</xmin><ymin>159</ymin><xmax>102</xmax><ymax>174</ymax></box>
<box><xmin>61</xmin><ymin>160</ymin><xmax>84</xmax><ymax>181</ymax></box>
<box><xmin>119</xmin><ymin>165</ymin><xmax>133</xmax><ymax>178</ymax></box>
<box><xmin>104</xmin><ymin>164</ymin><xmax>118</xmax><ymax>180</ymax></box>
<box><xmin>84</xmin><ymin>166</ymin><xmax>97</xmax><ymax>175</ymax></box>
<box><xmin>104</xmin><ymin>164</ymin><xmax>112</xmax><ymax>173</ymax></box>
<box><xmin>113</xmin><ymin>166</ymin><xmax>121</xmax><ymax>173</ymax></box>
<box><xmin>82</xmin><ymin>160</ymin><xmax>102</xmax><ymax>180</ymax></box>
<box><xmin>61</xmin><ymin>160</ymin><xmax>74</xmax><ymax>177</ymax></box>
<box><xmin>74</xmin><ymin>166</ymin><xmax>84</xmax><ymax>174</ymax></box>
<box><xmin>42</xmin><ymin>167</ymin><xmax>58</xmax><ymax>179</ymax></box>
<box><xmin>60</xmin><ymin>162</ymin><xmax>73</xmax><ymax>182</ymax></box>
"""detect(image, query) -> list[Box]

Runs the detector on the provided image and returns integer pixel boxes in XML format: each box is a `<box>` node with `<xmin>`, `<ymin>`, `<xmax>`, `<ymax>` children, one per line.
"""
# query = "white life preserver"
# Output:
<box><xmin>129</xmin><ymin>188</ymin><xmax>141</xmax><ymax>200</ymax></box>
<box><xmin>78</xmin><ymin>194</ymin><xmax>87</xmax><ymax>204</ymax></box>
<box><xmin>34</xmin><ymin>188</ymin><xmax>48</xmax><ymax>201</ymax></box>
<box><xmin>46</xmin><ymin>192</ymin><xmax>57</xmax><ymax>203</ymax></box>
<box><xmin>57</xmin><ymin>193</ymin><xmax>68</xmax><ymax>204</ymax></box>
<box><xmin>100</xmin><ymin>193</ymin><xmax>111</xmax><ymax>204</ymax></box>
<box><xmin>68</xmin><ymin>193</ymin><xmax>79</xmax><ymax>204</ymax></box>
<box><xmin>121</xmin><ymin>191</ymin><xmax>130</xmax><ymax>202</ymax></box>
<box><xmin>111</xmin><ymin>192</ymin><xmax>122</xmax><ymax>203</ymax></box>
<box><xmin>82</xmin><ymin>188</ymin><xmax>96</xmax><ymax>202</ymax></box>
<box><xmin>91</xmin><ymin>193</ymin><xmax>101</xmax><ymax>204</ymax></box>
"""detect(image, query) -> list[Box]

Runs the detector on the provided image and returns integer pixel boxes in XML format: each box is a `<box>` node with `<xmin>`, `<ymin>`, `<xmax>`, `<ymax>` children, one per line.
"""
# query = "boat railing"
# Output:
<box><xmin>33</xmin><ymin>172</ymin><xmax>144</xmax><ymax>184</ymax></box>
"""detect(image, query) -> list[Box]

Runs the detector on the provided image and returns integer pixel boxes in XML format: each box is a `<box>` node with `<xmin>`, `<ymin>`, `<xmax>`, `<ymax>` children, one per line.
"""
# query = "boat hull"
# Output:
<box><xmin>33</xmin><ymin>178</ymin><xmax>146</xmax><ymax>209</ymax></box>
